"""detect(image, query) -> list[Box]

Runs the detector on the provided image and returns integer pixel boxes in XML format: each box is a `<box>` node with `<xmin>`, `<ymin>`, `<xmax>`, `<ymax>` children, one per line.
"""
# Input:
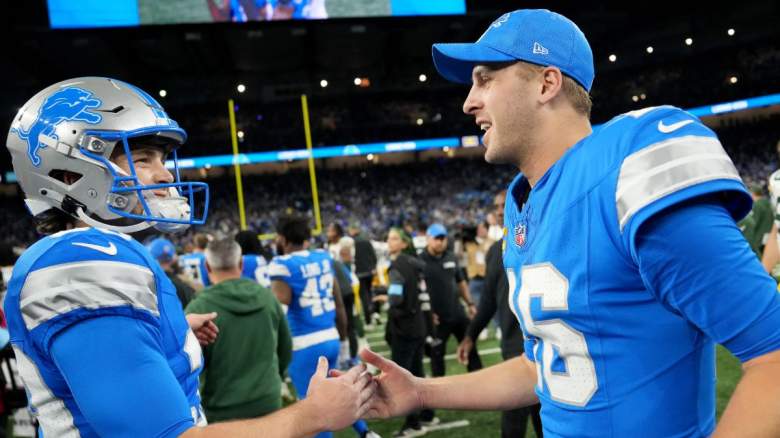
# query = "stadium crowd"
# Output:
<box><xmin>0</xmin><ymin>113</ymin><xmax>778</xmax><ymax>251</ymax></box>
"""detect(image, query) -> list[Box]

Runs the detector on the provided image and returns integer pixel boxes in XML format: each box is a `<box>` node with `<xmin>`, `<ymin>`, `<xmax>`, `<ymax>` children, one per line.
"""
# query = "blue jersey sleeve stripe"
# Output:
<box><xmin>20</xmin><ymin>260</ymin><xmax>158</xmax><ymax>330</ymax></box>
<box><xmin>617</xmin><ymin>135</ymin><xmax>740</xmax><ymax>230</ymax></box>
<box><xmin>624</xmin><ymin>180</ymin><xmax>752</xmax><ymax>260</ymax></box>
<box><xmin>268</xmin><ymin>262</ymin><xmax>291</xmax><ymax>278</ymax></box>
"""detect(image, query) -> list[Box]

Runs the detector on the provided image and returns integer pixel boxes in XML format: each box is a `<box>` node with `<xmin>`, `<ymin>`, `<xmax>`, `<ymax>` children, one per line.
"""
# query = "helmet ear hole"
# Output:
<box><xmin>48</xmin><ymin>169</ymin><xmax>83</xmax><ymax>186</ymax></box>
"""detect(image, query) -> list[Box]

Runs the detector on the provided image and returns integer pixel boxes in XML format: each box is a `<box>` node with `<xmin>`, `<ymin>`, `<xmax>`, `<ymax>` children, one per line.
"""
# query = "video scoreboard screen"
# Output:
<box><xmin>48</xmin><ymin>0</ymin><xmax>467</xmax><ymax>28</ymax></box>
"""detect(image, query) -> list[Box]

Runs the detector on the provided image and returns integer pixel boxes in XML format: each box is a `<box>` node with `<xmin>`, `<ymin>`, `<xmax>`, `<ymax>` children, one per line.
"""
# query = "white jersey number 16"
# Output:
<box><xmin>508</xmin><ymin>263</ymin><xmax>598</xmax><ymax>407</ymax></box>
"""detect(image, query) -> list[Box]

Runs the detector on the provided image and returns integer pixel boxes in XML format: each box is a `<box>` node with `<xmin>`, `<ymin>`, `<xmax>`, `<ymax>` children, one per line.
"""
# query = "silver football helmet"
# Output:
<box><xmin>6</xmin><ymin>77</ymin><xmax>209</xmax><ymax>233</ymax></box>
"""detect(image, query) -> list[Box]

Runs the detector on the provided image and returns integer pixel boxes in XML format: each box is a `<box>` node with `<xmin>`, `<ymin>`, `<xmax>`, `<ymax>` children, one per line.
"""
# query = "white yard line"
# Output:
<box><xmin>372</xmin><ymin>346</ymin><xmax>503</xmax><ymax>363</ymax></box>
<box><xmin>424</xmin><ymin>420</ymin><xmax>470</xmax><ymax>432</ymax></box>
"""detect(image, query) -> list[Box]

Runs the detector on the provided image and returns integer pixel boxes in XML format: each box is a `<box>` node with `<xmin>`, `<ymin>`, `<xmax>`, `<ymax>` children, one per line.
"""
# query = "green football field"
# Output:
<box><xmin>331</xmin><ymin>321</ymin><xmax>743</xmax><ymax>438</ymax></box>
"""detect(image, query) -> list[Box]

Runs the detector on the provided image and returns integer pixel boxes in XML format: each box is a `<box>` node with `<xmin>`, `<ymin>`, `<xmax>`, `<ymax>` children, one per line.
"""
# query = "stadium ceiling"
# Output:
<box><xmin>1</xmin><ymin>1</ymin><xmax>778</xmax><ymax>107</ymax></box>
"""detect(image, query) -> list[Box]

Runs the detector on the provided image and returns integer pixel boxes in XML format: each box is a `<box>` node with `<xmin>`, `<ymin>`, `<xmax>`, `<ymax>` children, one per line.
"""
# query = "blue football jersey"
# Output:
<box><xmin>4</xmin><ymin>227</ymin><xmax>205</xmax><ymax>436</ymax></box>
<box><xmin>268</xmin><ymin>250</ymin><xmax>338</xmax><ymax>344</ymax></box>
<box><xmin>179</xmin><ymin>252</ymin><xmax>210</xmax><ymax>288</ymax></box>
<box><xmin>503</xmin><ymin>106</ymin><xmax>763</xmax><ymax>437</ymax></box>
<box><xmin>242</xmin><ymin>254</ymin><xmax>270</xmax><ymax>288</ymax></box>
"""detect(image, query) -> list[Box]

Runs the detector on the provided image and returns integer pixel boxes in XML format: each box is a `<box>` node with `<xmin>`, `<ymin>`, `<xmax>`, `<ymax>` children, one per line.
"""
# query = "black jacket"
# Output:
<box><xmin>353</xmin><ymin>235</ymin><xmax>377</xmax><ymax>278</ymax></box>
<box><xmin>466</xmin><ymin>239</ymin><xmax>525</xmax><ymax>358</ymax></box>
<box><xmin>419</xmin><ymin>249</ymin><xmax>467</xmax><ymax>323</ymax></box>
<box><xmin>387</xmin><ymin>253</ymin><xmax>428</xmax><ymax>340</ymax></box>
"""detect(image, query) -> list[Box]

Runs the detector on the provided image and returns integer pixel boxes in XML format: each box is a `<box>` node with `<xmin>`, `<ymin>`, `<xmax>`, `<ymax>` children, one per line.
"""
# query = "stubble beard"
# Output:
<box><xmin>484</xmin><ymin>138</ymin><xmax>529</xmax><ymax>167</ymax></box>
<box><xmin>484</xmin><ymin>113</ymin><xmax>535</xmax><ymax>170</ymax></box>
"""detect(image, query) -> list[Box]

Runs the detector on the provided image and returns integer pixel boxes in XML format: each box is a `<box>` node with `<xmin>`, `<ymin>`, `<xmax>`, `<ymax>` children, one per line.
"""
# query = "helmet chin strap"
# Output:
<box><xmin>76</xmin><ymin>207</ymin><xmax>153</xmax><ymax>234</ymax></box>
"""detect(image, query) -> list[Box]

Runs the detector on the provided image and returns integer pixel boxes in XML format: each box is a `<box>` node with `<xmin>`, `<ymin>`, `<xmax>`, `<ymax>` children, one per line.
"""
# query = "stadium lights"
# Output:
<box><xmin>608</xmin><ymin>54</ymin><xmax>617</xmax><ymax>62</ymax></box>
<box><xmin>320</xmin><ymin>79</ymin><xmax>328</xmax><ymax>88</ymax></box>
<box><xmin>367</xmin><ymin>153</ymin><xmax>375</xmax><ymax>161</ymax></box>
<box><xmin>443</xmin><ymin>146</ymin><xmax>451</xmax><ymax>152</ymax></box>
<box><xmin>685</xmin><ymin>38</ymin><xmax>693</xmax><ymax>46</ymax></box>
<box><xmin>632</xmin><ymin>95</ymin><xmax>639</xmax><ymax>102</ymax></box>
<box><xmin>419</xmin><ymin>74</ymin><xmax>427</xmax><ymax>82</ymax></box>
<box><xmin>237</xmin><ymin>84</ymin><xmax>246</xmax><ymax>93</ymax></box>
<box><xmin>640</xmin><ymin>93</ymin><xmax>647</xmax><ymax>100</ymax></box>
<box><xmin>416</xmin><ymin>118</ymin><xmax>424</xmax><ymax>125</ymax></box>
<box><xmin>353</xmin><ymin>77</ymin><xmax>362</xmax><ymax>86</ymax></box>
<box><xmin>730</xmin><ymin>76</ymin><xmax>738</xmax><ymax>84</ymax></box>
<box><xmin>237</xmin><ymin>130</ymin><xmax>244</xmax><ymax>139</ymax></box>
<box><xmin>727</xmin><ymin>28</ymin><xmax>735</xmax><ymax>36</ymax></box>
<box><xmin>646</xmin><ymin>46</ymin><xmax>654</xmax><ymax>54</ymax></box>
<box><xmin>158</xmin><ymin>89</ymin><xmax>167</xmax><ymax>97</ymax></box>
<box><xmin>147</xmin><ymin>93</ymin><xmax>780</xmax><ymax>173</ymax></box>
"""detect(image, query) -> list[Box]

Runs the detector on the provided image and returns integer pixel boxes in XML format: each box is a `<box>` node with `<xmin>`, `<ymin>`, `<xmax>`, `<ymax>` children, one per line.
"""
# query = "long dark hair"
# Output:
<box><xmin>33</xmin><ymin>208</ymin><xmax>74</xmax><ymax>235</ymax></box>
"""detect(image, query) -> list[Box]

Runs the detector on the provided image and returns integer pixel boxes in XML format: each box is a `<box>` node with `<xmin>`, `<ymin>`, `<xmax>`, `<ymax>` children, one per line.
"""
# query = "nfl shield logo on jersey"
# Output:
<box><xmin>514</xmin><ymin>223</ymin><xmax>527</xmax><ymax>247</ymax></box>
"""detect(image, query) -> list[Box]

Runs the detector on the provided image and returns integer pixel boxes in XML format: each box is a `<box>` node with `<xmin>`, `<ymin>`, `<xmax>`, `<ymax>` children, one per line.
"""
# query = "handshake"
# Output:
<box><xmin>301</xmin><ymin>349</ymin><xmax>423</xmax><ymax>433</ymax></box>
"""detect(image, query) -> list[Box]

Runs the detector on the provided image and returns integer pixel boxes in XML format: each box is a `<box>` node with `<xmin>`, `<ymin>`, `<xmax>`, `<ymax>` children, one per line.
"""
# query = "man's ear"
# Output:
<box><xmin>539</xmin><ymin>66</ymin><xmax>564</xmax><ymax>105</ymax></box>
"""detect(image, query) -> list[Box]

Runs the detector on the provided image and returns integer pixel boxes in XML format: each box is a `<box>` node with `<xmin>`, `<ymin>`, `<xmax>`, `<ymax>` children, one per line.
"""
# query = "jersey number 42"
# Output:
<box><xmin>299</xmin><ymin>273</ymin><xmax>336</xmax><ymax>317</ymax></box>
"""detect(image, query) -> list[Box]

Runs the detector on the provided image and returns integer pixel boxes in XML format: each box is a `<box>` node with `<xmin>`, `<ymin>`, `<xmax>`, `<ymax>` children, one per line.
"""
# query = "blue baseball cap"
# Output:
<box><xmin>432</xmin><ymin>9</ymin><xmax>594</xmax><ymax>91</ymax></box>
<box><xmin>426</xmin><ymin>223</ymin><xmax>448</xmax><ymax>237</ymax></box>
<box><xmin>147</xmin><ymin>237</ymin><xmax>176</xmax><ymax>263</ymax></box>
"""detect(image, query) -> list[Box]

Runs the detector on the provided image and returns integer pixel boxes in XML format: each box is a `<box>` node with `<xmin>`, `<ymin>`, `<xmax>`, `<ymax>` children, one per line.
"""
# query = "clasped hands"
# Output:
<box><xmin>306</xmin><ymin>349</ymin><xmax>422</xmax><ymax>431</ymax></box>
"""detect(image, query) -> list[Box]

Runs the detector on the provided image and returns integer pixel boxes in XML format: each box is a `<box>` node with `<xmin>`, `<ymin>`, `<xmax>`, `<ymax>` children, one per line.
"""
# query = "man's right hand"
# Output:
<box><xmin>456</xmin><ymin>336</ymin><xmax>474</xmax><ymax>365</ymax></box>
<box><xmin>305</xmin><ymin>357</ymin><xmax>376</xmax><ymax>431</ymax></box>
<box><xmin>357</xmin><ymin>348</ymin><xmax>424</xmax><ymax>419</ymax></box>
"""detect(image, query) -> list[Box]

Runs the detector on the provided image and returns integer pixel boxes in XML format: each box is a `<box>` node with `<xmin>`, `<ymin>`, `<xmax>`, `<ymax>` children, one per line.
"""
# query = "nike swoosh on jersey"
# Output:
<box><xmin>72</xmin><ymin>241</ymin><xmax>118</xmax><ymax>256</ymax></box>
<box><xmin>657</xmin><ymin>119</ymin><xmax>694</xmax><ymax>133</ymax></box>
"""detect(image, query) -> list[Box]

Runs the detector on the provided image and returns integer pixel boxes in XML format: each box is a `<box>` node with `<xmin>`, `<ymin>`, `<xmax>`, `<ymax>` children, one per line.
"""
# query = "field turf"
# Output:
<box><xmin>333</xmin><ymin>322</ymin><xmax>742</xmax><ymax>438</ymax></box>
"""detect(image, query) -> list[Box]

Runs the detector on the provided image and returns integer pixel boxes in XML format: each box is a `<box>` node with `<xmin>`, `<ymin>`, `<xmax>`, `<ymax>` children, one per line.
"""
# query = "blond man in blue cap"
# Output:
<box><xmin>356</xmin><ymin>9</ymin><xmax>780</xmax><ymax>437</ymax></box>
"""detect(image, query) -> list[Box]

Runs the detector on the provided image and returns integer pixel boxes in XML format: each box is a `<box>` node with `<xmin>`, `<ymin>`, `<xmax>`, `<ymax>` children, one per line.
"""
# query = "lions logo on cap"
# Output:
<box><xmin>478</xmin><ymin>12</ymin><xmax>511</xmax><ymax>42</ymax></box>
<box><xmin>491</xmin><ymin>13</ymin><xmax>510</xmax><ymax>28</ymax></box>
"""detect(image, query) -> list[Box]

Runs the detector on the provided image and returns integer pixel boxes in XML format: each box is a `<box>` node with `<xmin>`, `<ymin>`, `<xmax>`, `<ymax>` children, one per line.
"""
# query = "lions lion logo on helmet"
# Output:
<box><xmin>11</xmin><ymin>87</ymin><xmax>102</xmax><ymax>167</ymax></box>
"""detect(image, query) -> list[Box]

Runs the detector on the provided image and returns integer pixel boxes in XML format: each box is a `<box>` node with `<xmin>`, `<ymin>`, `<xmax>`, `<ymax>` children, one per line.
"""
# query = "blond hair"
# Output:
<box><xmin>516</xmin><ymin>62</ymin><xmax>592</xmax><ymax>118</ymax></box>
